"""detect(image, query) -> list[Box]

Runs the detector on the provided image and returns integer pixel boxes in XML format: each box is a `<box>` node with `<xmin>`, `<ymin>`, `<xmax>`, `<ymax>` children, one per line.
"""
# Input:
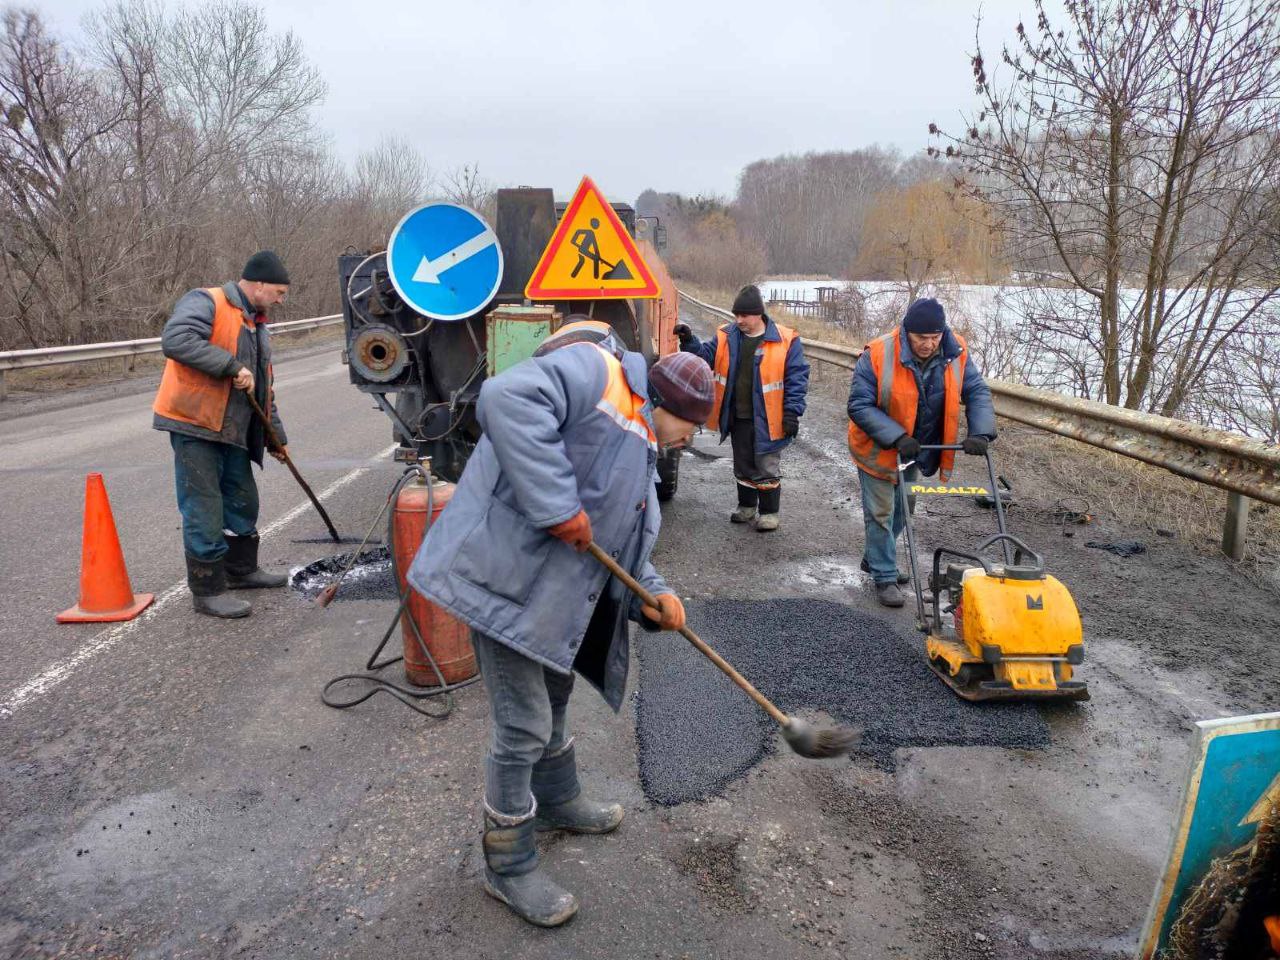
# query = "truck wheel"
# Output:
<box><xmin>656</xmin><ymin>448</ymin><xmax>681</xmax><ymax>502</ymax></box>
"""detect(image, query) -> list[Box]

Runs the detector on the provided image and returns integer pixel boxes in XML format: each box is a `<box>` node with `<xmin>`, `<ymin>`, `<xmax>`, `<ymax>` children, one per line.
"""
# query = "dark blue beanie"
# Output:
<box><xmin>903</xmin><ymin>298</ymin><xmax>946</xmax><ymax>334</ymax></box>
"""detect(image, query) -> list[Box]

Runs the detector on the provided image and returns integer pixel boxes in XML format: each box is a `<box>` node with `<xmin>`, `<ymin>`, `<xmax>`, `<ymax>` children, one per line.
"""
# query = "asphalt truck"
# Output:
<box><xmin>337</xmin><ymin>186</ymin><xmax>684</xmax><ymax>499</ymax></box>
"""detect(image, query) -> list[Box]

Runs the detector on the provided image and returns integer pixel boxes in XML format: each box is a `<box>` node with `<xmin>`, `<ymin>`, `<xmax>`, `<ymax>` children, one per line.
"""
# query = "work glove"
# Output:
<box><xmin>962</xmin><ymin>435</ymin><xmax>990</xmax><ymax>456</ymax></box>
<box><xmin>548</xmin><ymin>509</ymin><xmax>592</xmax><ymax>552</ymax></box>
<box><xmin>894</xmin><ymin>434</ymin><xmax>922</xmax><ymax>461</ymax></box>
<box><xmin>641</xmin><ymin>593</ymin><xmax>686</xmax><ymax>631</ymax></box>
<box><xmin>673</xmin><ymin>323</ymin><xmax>695</xmax><ymax>347</ymax></box>
<box><xmin>783</xmin><ymin>412</ymin><xmax>800</xmax><ymax>438</ymax></box>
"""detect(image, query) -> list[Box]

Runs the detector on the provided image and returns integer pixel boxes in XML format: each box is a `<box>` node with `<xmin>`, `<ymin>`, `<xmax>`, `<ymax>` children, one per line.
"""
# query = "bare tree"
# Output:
<box><xmin>934</xmin><ymin>0</ymin><xmax>1280</xmax><ymax>417</ymax></box>
<box><xmin>854</xmin><ymin>179</ymin><xmax>1005</xmax><ymax>297</ymax></box>
<box><xmin>440</xmin><ymin>163</ymin><xmax>494</xmax><ymax>219</ymax></box>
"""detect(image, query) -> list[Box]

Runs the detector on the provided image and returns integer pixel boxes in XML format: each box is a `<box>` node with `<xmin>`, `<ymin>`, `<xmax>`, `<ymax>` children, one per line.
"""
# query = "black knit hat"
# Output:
<box><xmin>903</xmin><ymin>297</ymin><xmax>946</xmax><ymax>334</ymax></box>
<box><xmin>242</xmin><ymin>250</ymin><xmax>290</xmax><ymax>285</ymax></box>
<box><xmin>731</xmin><ymin>284</ymin><xmax>765</xmax><ymax>316</ymax></box>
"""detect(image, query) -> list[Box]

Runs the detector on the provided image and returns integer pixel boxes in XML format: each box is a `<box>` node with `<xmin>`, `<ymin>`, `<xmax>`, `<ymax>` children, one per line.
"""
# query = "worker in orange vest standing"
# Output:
<box><xmin>152</xmin><ymin>251</ymin><xmax>292</xmax><ymax>619</ymax></box>
<box><xmin>847</xmin><ymin>298</ymin><xmax>997</xmax><ymax>607</ymax></box>
<box><xmin>675</xmin><ymin>284</ymin><xmax>809</xmax><ymax>531</ymax></box>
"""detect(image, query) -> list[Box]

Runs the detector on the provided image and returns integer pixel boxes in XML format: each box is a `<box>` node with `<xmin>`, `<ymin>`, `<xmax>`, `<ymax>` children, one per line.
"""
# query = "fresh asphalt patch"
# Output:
<box><xmin>289</xmin><ymin>547</ymin><xmax>398</xmax><ymax>602</ymax></box>
<box><xmin>635</xmin><ymin>598</ymin><xmax>1053</xmax><ymax>806</ymax></box>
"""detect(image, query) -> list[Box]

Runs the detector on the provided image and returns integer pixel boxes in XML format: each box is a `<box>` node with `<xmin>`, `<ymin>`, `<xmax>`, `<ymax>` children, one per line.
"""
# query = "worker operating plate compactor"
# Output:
<box><xmin>897</xmin><ymin>444</ymin><xmax>1089</xmax><ymax>702</ymax></box>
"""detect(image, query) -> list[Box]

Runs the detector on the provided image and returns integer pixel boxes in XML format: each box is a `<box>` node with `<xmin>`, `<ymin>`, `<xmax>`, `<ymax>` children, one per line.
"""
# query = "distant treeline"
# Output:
<box><xmin>0</xmin><ymin>3</ymin><xmax>489</xmax><ymax>350</ymax></box>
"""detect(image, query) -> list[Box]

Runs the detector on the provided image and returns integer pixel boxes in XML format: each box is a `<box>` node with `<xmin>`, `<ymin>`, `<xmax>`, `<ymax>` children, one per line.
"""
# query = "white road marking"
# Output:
<box><xmin>0</xmin><ymin>443</ymin><xmax>398</xmax><ymax>718</ymax></box>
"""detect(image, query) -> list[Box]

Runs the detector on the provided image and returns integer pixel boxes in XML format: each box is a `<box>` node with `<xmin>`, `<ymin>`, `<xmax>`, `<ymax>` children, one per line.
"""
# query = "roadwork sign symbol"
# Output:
<box><xmin>387</xmin><ymin>202</ymin><xmax>503</xmax><ymax>322</ymax></box>
<box><xmin>525</xmin><ymin>176</ymin><xmax>660</xmax><ymax>300</ymax></box>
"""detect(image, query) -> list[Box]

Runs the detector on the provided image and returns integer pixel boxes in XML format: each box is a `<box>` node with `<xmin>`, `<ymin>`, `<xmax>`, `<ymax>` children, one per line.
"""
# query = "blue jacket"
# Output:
<box><xmin>407</xmin><ymin>344</ymin><xmax>669</xmax><ymax>711</ymax></box>
<box><xmin>846</xmin><ymin>323</ymin><xmax>997</xmax><ymax>478</ymax></box>
<box><xmin>682</xmin><ymin>315</ymin><xmax>810</xmax><ymax>454</ymax></box>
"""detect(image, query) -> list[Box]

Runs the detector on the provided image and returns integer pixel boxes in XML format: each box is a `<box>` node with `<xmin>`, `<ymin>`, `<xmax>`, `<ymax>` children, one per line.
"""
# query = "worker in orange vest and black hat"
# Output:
<box><xmin>152</xmin><ymin>251</ymin><xmax>292</xmax><ymax>619</ymax></box>
<box><xmin>675</xmin><ymin>284</ymin><xmax>810</xmax><ymax>531</ymax></box>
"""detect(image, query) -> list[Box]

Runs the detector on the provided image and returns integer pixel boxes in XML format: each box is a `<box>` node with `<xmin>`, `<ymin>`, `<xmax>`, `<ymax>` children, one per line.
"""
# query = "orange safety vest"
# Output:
<box><xmin>593</xmin><ymin>346</ymin><xmax>656</xmax><ymax>450</ymax></box>
<box><xmin>153</xmin><ymin>287</ymin><xmax>264</xmax><ymax>432</ymax></box>
<box><xmin>707</xmin><ymin>323</ymin><xmax>797</xmax><ymax>440</ymax></box>
<box><xmin>847</xmin><ymin>329</ymin><xmax>967</xmax><ymax>483</ymax></box>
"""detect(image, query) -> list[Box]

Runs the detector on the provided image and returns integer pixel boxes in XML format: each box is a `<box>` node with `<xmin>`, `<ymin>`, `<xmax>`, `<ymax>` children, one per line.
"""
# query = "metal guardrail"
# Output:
<box><xmin>0</xmin><ymin>314</ymin><xmax>342</xmax><ymax>400</ymax></box>
<box><xmin>679</xmin><ymin>291</ymin><xmax>1280</xmax><ymax>558</ymax></box>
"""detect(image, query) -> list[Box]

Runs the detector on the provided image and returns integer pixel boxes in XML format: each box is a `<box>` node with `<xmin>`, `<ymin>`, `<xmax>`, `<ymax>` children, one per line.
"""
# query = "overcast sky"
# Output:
<box><xmin>36</xmin><ymin>0</ymin><xmax>1052</xmax><ymax>204</ymax></box>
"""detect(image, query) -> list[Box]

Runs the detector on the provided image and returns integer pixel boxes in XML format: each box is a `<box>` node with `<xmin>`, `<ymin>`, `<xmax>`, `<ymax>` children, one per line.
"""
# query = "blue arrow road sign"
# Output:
<box><xmin>386</xmin><ymin>202</ymin><xmax>503</xmax><ymax>322</ymax></box>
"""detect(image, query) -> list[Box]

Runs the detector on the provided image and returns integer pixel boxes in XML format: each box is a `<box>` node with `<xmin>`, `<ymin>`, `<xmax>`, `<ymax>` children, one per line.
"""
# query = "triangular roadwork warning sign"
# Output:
<box><xmin>525</xmin><ymin>176</ymin><xmax>660</xmax><ymax>300</ymax></box>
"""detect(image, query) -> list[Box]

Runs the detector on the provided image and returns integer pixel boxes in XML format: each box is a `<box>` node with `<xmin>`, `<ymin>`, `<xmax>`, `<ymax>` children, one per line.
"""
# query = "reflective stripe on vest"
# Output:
<box><xmin>594</xmin><ymin>346</ymin><xmax>656</xmax><ymax>450</ymax></box>
<box><xmin>846</xmin><ymin>330</ymin><xmax>967</xmax><ymax>483</ymax></box>
<box><xmin>706</xmin><ymin>323</ymin><xmax>798</xmax><ymax>440</ymax></box>
<box><xmin>152</xmin><ymin>287</ymin><xmax>252</xmax><ymax>432</ymax></box>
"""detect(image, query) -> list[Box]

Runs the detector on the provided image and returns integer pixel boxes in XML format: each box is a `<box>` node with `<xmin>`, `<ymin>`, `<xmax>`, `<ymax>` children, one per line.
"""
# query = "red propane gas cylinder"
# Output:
<box><xmin>392</xmin><ymin>477</ymin><xmax>477</xmax><ymax>686</ymax></box>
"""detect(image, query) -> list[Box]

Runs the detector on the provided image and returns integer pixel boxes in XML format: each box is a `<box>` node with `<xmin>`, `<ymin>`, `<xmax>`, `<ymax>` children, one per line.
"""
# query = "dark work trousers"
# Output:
<box><xmin>730</xmin><ymin>419</ymin><xmax>782</xmax><ymax>514</ymax></box>
<box><xmin>170</xmin><ymin>433</ymin><xmax>259</xmax><ymax>562</ymax></box>
<box><xmin>472</xmin><ymin>630</ymin><xmax>575</xmax><ymax>818</ymax></box>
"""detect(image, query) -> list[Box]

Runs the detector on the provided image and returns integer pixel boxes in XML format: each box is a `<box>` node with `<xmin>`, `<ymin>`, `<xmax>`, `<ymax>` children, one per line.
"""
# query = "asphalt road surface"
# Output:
<box><xmin>2</xmin><ymin>335</ymin><xmax>1277</xmax><ymax>960</ymax></box>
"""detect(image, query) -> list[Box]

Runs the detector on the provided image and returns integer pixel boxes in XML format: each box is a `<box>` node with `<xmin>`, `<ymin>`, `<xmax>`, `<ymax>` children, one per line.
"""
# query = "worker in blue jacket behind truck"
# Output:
<box><xmin>674</xmin><ymin>284</ymin><xmax>809</xmax><ymax>531</ymax></box>
<box><xmin>407</xmin><ymin>331</ymin><xmax>714</xmax><ymax>928</ymax></box>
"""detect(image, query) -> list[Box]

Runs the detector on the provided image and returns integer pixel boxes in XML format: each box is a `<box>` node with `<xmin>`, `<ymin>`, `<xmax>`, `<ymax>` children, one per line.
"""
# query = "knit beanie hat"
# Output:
<box><xmin>731</xmin><ymin>284</ymin><xmax>766</xmax><ymax>316</ymax></box>
<box><xmin>242</xmin><ymin>250</ymin><xmax>290</xmax><ymax>285</ymax></box>
<box><xmin>902</xmin><ymin>298</ymin><xmax>946</xmax><ymax>334</ymax></box>
<box><xmin>649</xmin><ymin>352</ymin><xmax>714</xmax><ymax>424</ymax></box>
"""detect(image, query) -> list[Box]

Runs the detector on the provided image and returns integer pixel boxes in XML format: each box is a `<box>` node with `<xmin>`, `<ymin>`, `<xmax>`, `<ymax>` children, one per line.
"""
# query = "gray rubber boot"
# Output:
<box><xmin>532</xmin><ymin>740</ymin><xmax>624</xmax><ymax>835</ymax></box>
<box><xmin>482</xmin><ymin>800</ymin><xmax>579</xmax><ymax>927</ymax></box>
<box><xmin>225</xmin><ymin>534</ymin><xmax>287</xmax><ymax>589</ymax></box>
<box><xmin>861</xmin><ymin>558</ymin><xmax>909</xmax><ymax>584</ymax></box>
<box><xmin>874</xmin><ymin>582</ymin><xmax>906</xmax><ymax>608</ymax></box>
<box><xmin>731</xmin><ymin>484</ymin><xmax>759</xmax><ymax>524</ymax></box>
<box><xmin>187</xmin><ymin>555</ymin><xmax>252</xmax><ymax>619</ymax></box>
<box><xmin>755</xmin><ymin>486</ymin><xmax>780</xmax><ymax>532</ymax></box>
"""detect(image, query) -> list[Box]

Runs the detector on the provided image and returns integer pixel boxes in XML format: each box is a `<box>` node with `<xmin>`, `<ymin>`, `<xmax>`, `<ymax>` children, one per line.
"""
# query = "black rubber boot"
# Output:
<box><xmin>861</xmin><ymin>558</ymin><xmax>910</xmax><ymax>584</ymax></box>
<box><xmin>532</xmin><ymin>740</ymin><xmax>624</xmax><ymax>835</ymax></box>
<box><xmin>482</xmin><ymin>801</ymin><xmax>579</xmax><ymax>927</ymax></box>
<box><xmin>187</xmin><ymin>555</ymin><xmax>252</xmax><ymax>618</ymax></box>
<box><xmin>225</xmin><ymin>534</ymin><xmax>287</xmax><ymax>589</ymax></box>
<box><xmin>730</xmin><ymin>483</ymin><xmax>758</xmax><ymax>524</ymax></box>
<box><xmin>755</xmin><ymin>486</ymin><xmax>780</xmax><ymax>532</ymax></box>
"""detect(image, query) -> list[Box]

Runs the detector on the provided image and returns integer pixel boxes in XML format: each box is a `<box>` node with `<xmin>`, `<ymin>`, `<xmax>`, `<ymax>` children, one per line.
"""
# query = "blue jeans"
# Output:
<box><xmin>472</xmin><ymin>631</ymin><xmax>575</xmax><ymax>818</ymax></box>
<box><xmin>170</xmin><ymin>433</ymin><xmax>259</xmax><ymax>562</ymax></box>
<box><xmin>858</xmin><ymin>465</ymin><xmax>917</xmax><ymax>584</ymax></box>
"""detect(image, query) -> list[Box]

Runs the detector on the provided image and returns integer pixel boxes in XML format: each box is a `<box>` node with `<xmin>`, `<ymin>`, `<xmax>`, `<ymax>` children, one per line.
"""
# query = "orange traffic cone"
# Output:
<box><xmin>57</xmin><ymin>473</ymin><xmax>155</xmax><ymax>623</ymax></box>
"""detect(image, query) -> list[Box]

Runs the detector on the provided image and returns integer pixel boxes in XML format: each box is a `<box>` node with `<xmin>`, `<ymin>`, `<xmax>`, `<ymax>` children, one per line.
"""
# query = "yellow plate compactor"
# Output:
<box><xmin>896</xmin><ymin>445</ymin><xmax>1089</xmax><ymax>702</ymax></box>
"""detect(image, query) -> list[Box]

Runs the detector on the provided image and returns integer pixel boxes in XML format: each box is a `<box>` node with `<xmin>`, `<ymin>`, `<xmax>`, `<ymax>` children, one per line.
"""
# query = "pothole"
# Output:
<box><xmin>289</xmin><ymin>547</ymin><xmax>397</xmax><ymax>602</ymax></box>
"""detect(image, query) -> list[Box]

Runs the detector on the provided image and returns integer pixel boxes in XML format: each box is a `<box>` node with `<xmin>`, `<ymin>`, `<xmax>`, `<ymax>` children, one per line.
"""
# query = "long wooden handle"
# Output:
<box><xmin>586</xmin><ymin>542</ymin><xmax>789</xmax><ymax>726</ymax></box>
<box><xmin>245</xmin><ymin>391</ymin><xmax>341</xmax><ymax>543</ymax></box>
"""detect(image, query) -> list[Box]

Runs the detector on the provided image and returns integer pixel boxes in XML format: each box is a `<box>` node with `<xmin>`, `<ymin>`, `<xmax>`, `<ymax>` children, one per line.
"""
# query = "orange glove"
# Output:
<box><xmin>548</xmin><ymin>509</ymin><xmax>592</xmax><ymax>552</ymax></box>
<box><xmin>641</xmin><ymin>593</ymin><xmax>686</xmax><ymax>631</ymax></box>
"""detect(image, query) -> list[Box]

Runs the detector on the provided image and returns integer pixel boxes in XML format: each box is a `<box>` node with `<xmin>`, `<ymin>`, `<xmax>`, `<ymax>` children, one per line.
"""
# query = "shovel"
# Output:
<box><xmin>245</xmin><ymin>391</ymin><xmax>343</xmax><ymax>544</ymax></box>
<box><xmin>586</xmin><ymin>542</ymin><xmax>859</xmax><ymax>759</ymax></box>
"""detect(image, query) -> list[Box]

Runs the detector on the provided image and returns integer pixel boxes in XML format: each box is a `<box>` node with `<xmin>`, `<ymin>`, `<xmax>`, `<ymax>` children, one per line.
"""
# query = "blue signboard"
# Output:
<box><xmin>386</xmin><ymin>202</ymin><xmax>503</xmax><ymax>322</ymax></box>
<box><xmin>1138</xmin><ymin>710</ymin><xmax>1280</xmax><ymax>958</ymax></box>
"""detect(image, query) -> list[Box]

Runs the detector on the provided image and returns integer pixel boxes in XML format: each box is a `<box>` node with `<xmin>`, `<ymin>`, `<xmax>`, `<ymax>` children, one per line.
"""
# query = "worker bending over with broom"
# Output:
<box><xmin>847</xmin><ymin>297</ymin><xmax>997</xmax><ymax>608</ymax></box>
<box><xmin>152</xmin><ymin>251</ymin><xmax>292</xmax><ymax>619</ymax></box>
<box><xmin>674</xmin><ymin>283</ymin><xmax>809</xmax><ymax>531</ymax></box>
<box><xmin>407</xmin><ymin>327</ymin><xmax>714</xmax><ymax>927</ymax></box>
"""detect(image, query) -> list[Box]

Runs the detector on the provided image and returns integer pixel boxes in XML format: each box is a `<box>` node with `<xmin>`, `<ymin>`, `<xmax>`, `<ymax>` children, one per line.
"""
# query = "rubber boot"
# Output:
<box><xmin>730</xmin><ymin>484</ymin><xmax>758</xmax><ymax>524</ymax></box>
<box><xmin>532</xmin><ymin>740</ymin><xmax>624</xmax><ymax>835</ymax></box>
<box><xmin>755</xmin><ymin>486</ymin><xmax>780</xmax><ymax>532</ymax></box>
<box><xmin>861</xmin><ymin>557</ymin><xmax>909</xmax><ymax>584</ymax></box>
<box><xmin>875</xmin><ymin>582</ymin><xmax>906</xmax><ymax>608</ymax></box>
<box><xmin>187</xmin><ymin>555</ymin><xmax>252</xmax><ymax>618</ymax></box>
<box><xmin>482</xmin><ymin>800</ymin><xmax>579</xmax><ymax>927</ymax></box>
<box><xmin>225</xmin><ymin>534</ymin><xmax>287</xmax><ymax>589</ymax></box>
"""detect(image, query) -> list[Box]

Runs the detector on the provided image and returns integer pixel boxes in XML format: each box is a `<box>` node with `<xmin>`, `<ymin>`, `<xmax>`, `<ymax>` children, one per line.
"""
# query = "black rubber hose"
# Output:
<box><xmin>320</xmin><ymin>466</ymin><xmax>481</xmax><ymax>716</ymax></box>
